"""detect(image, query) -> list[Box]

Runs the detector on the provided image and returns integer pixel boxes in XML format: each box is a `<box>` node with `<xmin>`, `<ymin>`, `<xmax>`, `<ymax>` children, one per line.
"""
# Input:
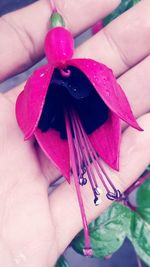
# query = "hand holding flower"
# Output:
<box><xmin>0</xmin><ymin>0</ymin><xmax>150</xmax><ymax>266</ymax></box>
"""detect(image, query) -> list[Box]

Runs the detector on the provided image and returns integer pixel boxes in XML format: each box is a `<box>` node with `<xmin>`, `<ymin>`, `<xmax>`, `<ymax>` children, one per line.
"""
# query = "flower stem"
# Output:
<box><xmin>125</xmin><ymin>171</ymin><xmax>150</xmax><ymax>196</ymax></box>
<box><xmin>136</xmin><ymin>256</ymin><xmax>143</xmax><ymax>267</ymax></box>
<box><xmin>122</xmin><ymin>170</ymin><xmax>150</xmax><ymax>211</ymax></box>
<box><xmin>50</xmin><ymin>0</ymin><xmax>57</xmax><ymax>12</ymax></box>
<box><xmin>123</xmin><ymin>198</ymin><xmax>136</xmax><ymax>212</ymax></box>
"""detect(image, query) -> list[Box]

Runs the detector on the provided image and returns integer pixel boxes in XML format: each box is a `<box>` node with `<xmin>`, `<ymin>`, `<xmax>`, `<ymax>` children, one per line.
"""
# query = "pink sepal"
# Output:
<box><xmin>66</xmin><ymin>58</ymin><xmax>142</xmax><ymax>131</ymax></box>
<box><xmin>35</xmin><ymin>128</ymin><xmax>70</xmax><ymax>182</ymax></box>
<box><xmin>16</xmin><ymin>64</ymin><xmax>54</xmax><ymax>139</ymax></box>
<box><xmin>89</xmin><ymin>112</ymin><xmax>121</xmax><ymax>170</ymax></box>
<box><xmin>45</xmin><ymin>27</ymin><xmax>74</xmax><ymax>65</ymax></box>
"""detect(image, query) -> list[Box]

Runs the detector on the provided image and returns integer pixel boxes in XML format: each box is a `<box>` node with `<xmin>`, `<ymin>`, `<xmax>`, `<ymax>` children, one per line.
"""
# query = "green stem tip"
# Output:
<box><xmin>50</xmin><ymin>12</ymin><xmax>65</xmax><ymax>28</ymax></box>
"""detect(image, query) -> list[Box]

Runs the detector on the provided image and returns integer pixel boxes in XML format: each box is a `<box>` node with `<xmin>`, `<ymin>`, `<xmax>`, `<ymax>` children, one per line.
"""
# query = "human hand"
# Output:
<box><xmin>0</xmin><ymin>0</ymin><xmax>150</xmax><ymax>266</ymax></box>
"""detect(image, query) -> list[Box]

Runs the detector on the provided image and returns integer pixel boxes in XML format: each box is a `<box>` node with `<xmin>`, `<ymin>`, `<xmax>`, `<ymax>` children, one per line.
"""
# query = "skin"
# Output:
<box><xmin>0</xmin><ymin>0</ymin><xmax>150</xmax><ymax>266</ymax></box>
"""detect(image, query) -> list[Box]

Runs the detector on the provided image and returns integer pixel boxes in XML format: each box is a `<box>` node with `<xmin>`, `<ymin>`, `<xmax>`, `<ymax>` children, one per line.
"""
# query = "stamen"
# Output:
<box><xmin>65</xmin><ymin>112</ymin><xmax>92</xmax><ymax>256</ymax></box>
<box><xmin>72</xmin><ymin>111</ymin><xmax>122</xmax><ymax>201</ymax></box>
<box><xmin>72</xmin><ymin>112</ymin><xmax>100</xmax><ymax>203</ymax></box>
<box><xmin>75</xmin><ymin>115</ymin><xmax>122</xmax><ymax>200</ymax></box>
<box><xmin>65</xmin><ymin>110</ymin><xmax>122</xmax><ymax>256</ymax></box>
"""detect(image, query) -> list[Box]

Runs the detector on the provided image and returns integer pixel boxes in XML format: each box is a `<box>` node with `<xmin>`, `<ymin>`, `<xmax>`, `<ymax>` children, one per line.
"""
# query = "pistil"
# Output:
<box><xmin>65</xmin><ymin>111</ymin><xmax>92</xmax><ymax>256</ymax></box>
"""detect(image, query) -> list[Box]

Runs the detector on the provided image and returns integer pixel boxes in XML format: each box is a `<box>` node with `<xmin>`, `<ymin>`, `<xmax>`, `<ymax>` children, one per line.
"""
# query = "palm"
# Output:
<box><xmin>0</xmin><ymin>1</ymin><xmax>150</xmax><ymax>267</ymax></box>
<box><xmin>0</xmin><ymin>96</ymin><xmax>58</xmax><ymax>266</ymax></box>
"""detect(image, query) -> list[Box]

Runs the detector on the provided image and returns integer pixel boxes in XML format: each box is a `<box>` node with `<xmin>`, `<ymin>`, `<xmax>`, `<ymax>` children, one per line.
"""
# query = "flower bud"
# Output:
<box><xmin>44</xmin><ymin>27</ymin><xmax>74</xmax><ymax>65</ymax></box>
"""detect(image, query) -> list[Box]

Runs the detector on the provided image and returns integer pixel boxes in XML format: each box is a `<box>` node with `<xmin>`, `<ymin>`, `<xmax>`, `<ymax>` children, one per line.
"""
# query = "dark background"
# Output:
<box><xmin>0</xmin><ymin>0</ymin><xmax>37</xmax><ymax>15</ymax></box>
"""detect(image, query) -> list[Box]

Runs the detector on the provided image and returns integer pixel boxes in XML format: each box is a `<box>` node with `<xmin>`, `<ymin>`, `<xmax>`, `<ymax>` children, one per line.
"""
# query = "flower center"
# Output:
<box><xmin>38</xmin><ymin>66</ymin><xmax>109</xmax><ymax>137</ymax></box>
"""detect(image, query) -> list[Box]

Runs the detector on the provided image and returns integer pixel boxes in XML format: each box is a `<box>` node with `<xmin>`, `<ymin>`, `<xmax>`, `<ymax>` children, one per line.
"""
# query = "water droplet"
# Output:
<box><xmin>125</xmin><ymin>113</ymin><xmax>129</xmax><ymax>119</ymax></box>
<box><xmin>14</xmin><ymin>253</ymin><xmax>26</xmax><ymax>265</ymax></box>
<box><xmin>93</xmin><ymin>75</ymin><xmax>98</xmax><ymax>82</ymax></box>
<box><xmin>105</xmin><ymin>89</ymin><xmax>110</xmax><ymax>96</ymax></box>
<box><xmin>40</xmin><ymin>73</ymin><xmax>45</xmax><ymax>77</ymax></box>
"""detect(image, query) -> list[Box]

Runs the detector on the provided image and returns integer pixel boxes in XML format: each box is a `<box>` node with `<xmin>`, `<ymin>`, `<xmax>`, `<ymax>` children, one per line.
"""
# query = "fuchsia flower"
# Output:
<box><xmin>16</xmin><ymin>12</ymin><xmax>142</xmax><ymax>256</ymax></box>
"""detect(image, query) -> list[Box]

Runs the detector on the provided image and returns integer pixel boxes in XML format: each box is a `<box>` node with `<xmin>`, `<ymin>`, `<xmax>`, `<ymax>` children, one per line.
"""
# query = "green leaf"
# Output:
<box><xmin>133</xmin><ymin>0</ymin><xmax>141</xmax><ymax>3</ymax></box>
<box><xmin>137</xmin><ymin>207</ymin><xmax>150</xmax><ymax>224</ymax></box>
<box><xmin>55</xmin><ymin>256</ymin><xmax>69</xmax><ymax>267</ymax></box>
<box><xmin>136</xmin><ymin>177</ymin><xmax>150</xmax><ymax>223</ymax></box>
<box><xmin>147</xmin><ymin>165</ymin><xmax>150</xmax><ymax>172</ymax></box>
<box><xmin>71</xmin><ymin>203</ymin><xmax>131</xmax><ymax>257</ymax></box>
<box><xmin>103</xmin><ymin>0</ymin><xmax>141</xmax><ymax>26</ymax></box>
<box><xmin>127</xmin><ymin>212</ymin><xmax>150</xmax><ymax>265</ymax></box>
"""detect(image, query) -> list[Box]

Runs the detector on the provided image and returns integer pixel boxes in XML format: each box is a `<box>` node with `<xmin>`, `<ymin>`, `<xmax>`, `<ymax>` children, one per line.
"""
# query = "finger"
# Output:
<box><xmin>118</xmin><ymin>55</ymin><xmax>150</xmax><ymax>119</ymax></box>
<box><xmin>0</xmin><ymin>92</ymin><xmax>61</xmax><ymax>185</ymax></box>
<box><xmin>75</xmin><ymin>0</ymin><xmax>150</xmax><ymax>76</ymax></box>
<box><xmin>4</xmin><ymin>81</ymin><xmax>26</xmax><ymax>103</ymax></box>
<box><xmin>36</xmin><ymin>145</ymin><xmax>61</xmax><ymax>185</ymax></box>
<box><xmin>49</xmin><ymin>113</ymin><xmax>150</xmax><ymax>255</ymax></box>
<box><xmin>0</xmin><ymin>0</ymin><xmax>120</xmax><ymax>82</ymax></box>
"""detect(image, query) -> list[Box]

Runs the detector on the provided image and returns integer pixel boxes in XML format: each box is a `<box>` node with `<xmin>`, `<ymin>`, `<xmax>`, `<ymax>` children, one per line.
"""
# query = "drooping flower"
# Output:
<box><xmin>16</xmin><ymin>11</ymin><xmax>142</xmax><ymax>256</ymax></box>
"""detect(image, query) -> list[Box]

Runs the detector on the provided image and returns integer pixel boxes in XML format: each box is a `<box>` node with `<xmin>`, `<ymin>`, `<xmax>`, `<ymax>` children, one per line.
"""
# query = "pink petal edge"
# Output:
<box><xmin>66</xmin><ymin>58</ymin><xmax>142</xmax><ymax>131</ymax></box>
<box><xmin>16</xmin><ymin>64</ymin><xmax>54</xmax><ymax>139</ymax></box>
<box><xmin>35</xmin><ymin>128</ymin><xmax>70</xmax><ymax>183</ymax></box>
<box><xmin>89</xmin><ymin>112</ymin><xmax>121</xmax><ymax>171</ymax></box>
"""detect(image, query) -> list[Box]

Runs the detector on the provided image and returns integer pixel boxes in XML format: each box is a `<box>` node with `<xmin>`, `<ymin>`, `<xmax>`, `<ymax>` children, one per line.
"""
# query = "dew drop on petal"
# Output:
<box><xmin>105</xmin><ymin>89</ymin><xmax>110</xmax><ymax>96</ymax></box>
<box><xmin>125</xmin><ymin>113</ymin><xmax>130</xmax><ymax>119</ymax></box>
<box><xmin>40</xmin><ymin>73</ymin><xmax>45</xmax><ymax>77</ymax></box>
<box><xmin>14</xmin><ymin>253</ymin><xmax>26</xmax><ymax>265</ymax></box>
